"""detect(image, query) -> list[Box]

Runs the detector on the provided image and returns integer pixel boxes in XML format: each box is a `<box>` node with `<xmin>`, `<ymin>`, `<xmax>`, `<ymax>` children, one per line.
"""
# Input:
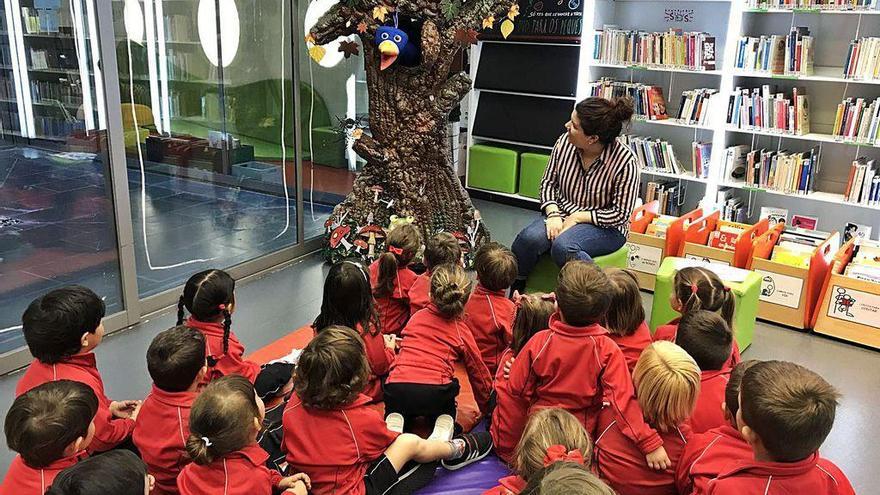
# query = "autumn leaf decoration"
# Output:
<box><xmin>500</xmin><ymin>3</ymin><xmax>518</xmax><ymax>39</ymax></box>
<box><xmin>454</xmin><ymin>28</ymin><xmax>479</xmax><ymax>46</ymax></box>
<box><xmin>372</xmin><ymin>4</ymin><xmax>390</xmax><ymax>21</ymax></box>
<box><xmin>339</xmin><ymin>40</ymin><xmax>360</xmax><ymax>58</ymax></box>
<box><xmin>481</xmin><ymin>15</ymin><xmax>495</xmax><ymax>29</ymax></box>
<box><xmin>357</xmin><ymin>21</ymin><xmax>368</xmax><ymax>33</ymax></box>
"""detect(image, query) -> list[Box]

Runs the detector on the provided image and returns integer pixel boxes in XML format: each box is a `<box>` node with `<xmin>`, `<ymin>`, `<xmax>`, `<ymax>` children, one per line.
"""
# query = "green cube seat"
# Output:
<box><xmin>518</xmin><ymin>152</ymin><xmax>550</xmax><ymax>199</ymax></box>
<box><xmin>468</xmin><ymin>144</ymin><xmax>519</xmax><ymax>194</ymax></box>
<box><xmin>650</xmin><ymin>257</ymin><xmax>761</xmax><ymax>352</ymax></box>
<box><xmin>525</xmin><ymin>245</ymin><xmax>630</xmax><ymax>294</ymax></box>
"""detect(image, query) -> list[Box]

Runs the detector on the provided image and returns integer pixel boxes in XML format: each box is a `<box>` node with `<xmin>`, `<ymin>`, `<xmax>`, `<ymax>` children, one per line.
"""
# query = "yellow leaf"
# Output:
<box><xmin>304</xmin><ymin>33</ymin><xmax>315</xmax><ymax>44</ymax></box>
<box><xmin>352</xmin><ymin>128</ymin><xmax>364</xmax><ymax>140</ymax></box>
<box><xmin>373</xmin><ymin>5</ymin><xmax>388</xmax><ymax>21</ymax></box>
<box><xmin>508</xmin><ymin>4</ymin><xmax>520</xmax><ymax>20</ymax></box>
<box><xmin>482</xmin><ymin>15</ymin><xmax>495</xmax><ymax>29</ymax></box>
<box><xmin>309</xmin><ymin>45</ymin><xmax>326</xmax><ymax>63</ymax></box>
<box><xmin>500</xmin><ymin>19</ymin><xmax>514</xmax><ymax>39</ymax></box>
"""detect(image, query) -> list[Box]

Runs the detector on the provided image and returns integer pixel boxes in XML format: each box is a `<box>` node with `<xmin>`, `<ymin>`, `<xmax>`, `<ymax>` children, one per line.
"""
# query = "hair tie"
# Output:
<box><xmin>723</xmin><ymin>286</ymin><xmax>731</xmax><ymax>292</ymax></box>
<box><xmin>201</xmin><ymin>436</ymin><xmax>212</xmax><ymax>447</ymax></box>
<box><xmin>543</xmin><ymin>445</ymin><xmax>585</xmax><ymax>467</ymax></box>
<box><xmin>690</xmin><ymin>283</ymin><xmax>699</xmax><ymax>295</ymax></box>
<box><xmin>541</xmin><ymin>292</ymin><xmax>557</xmax><ymax>303</ymax></box>
<box><xmin>218</xmin><ymin>304</ymin><xmax>227</xmax><ymax>311</ymax></box>
<box><xmin>388</xmin><ymin>245</ymin><xmax>404</xmax><ymax>256</ymax></box>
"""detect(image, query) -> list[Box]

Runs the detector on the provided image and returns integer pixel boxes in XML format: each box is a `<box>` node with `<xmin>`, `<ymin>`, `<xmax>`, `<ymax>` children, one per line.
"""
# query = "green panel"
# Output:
<box><xmin>518</xmin><ymin>152</ymin><xmax>550</xmax><ymax>199</ymax></box>
<box><xmin>525</xmin><ymin>246</ymin><xmax>630</xmax><ymax>294</ymax></box>
<box><xmin>468</xmin><ymin>145</ymin><xmax>519</xmax><ymax>194</ymax></box>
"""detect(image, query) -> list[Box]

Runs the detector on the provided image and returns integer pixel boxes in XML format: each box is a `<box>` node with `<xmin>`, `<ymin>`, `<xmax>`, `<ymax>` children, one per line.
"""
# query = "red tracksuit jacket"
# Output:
<box><xmin>608</xmin><ymin>321</ymin><xmax>653</xmax><ymax>373</ymax></box>
<box><xmin>178</xmin><ymin>444</ymin><xmax>283</xmax><ymax>495</ymax></box>
<box><xmin>387</xmin><ymin>305</ymin><xmax>493</xmax><ymax>413</ymax></box>
<box><xmin>499</xmin><ymin>314</ymin><xmax>662</xmax><ymax>457</ymax></box>
<box><xmin>282</xmin><ymin>393</ymin><xmax>400</xmax><ymax>495</ymax></box>
<box><xmin>706</xmin><ymin>452</ymin><xmax>855</xmax><ymax>495</ymax></box>
<box><xmin>356</xmin><ymin>324</ymin><xmax>395</xmax><ymax>402</ymax></box>
<box><xmin>185</xmin><ymin>317</ymin><xmax>260</xmax><ymax>384</ymax></box>
<box><xmin>0</xmin><ymin>452</ymin><xmax>84</xmax><ymax>495</ymax></box>
<box><xmin>594</xmin><ymin>407</ymin><xmax>690</xmax><ymax>495</ymax></box>
<box><xmin>489</xmin><ymin>347</ymin><xmax>526</xmax><ymax>463</ymax></box>
<box><xmin>483</xmin><ymin>475</ymin><xmax>527</xmax><ymax>495</ymax></box>
<box><xmin>464</xmin><ymin>284</ymin><xmax>516</xmax><ymax>376</ymax></box>
<box><xmin>689</xmin><ymin>369</ymin><xmax>730</xmax><ymax>434</ymax></box>
<box><xmin>15</xmin><ymin>353</ymin><xmax>135</xmax><ymax>453</ymax></box>
<box><xmin>653</xmin><ymin>318</ymin><xmax>742</xmax><ymax>370</ymax></box>
<box><xmin>407</xmin><ymin>272</ymin><xmax>432</xmax><ymax>315</ymax></box>
<box><xmin>675</xmin><ymin>424</ymin><xmax>752</xmax><ymax>495</ymax></box>
<box><xmin>369</xmin><ymin>261</ymin><xmax>419</xmax><ymax>336</ymax></box>
<box><xmin>133</xmin><ymin>385</ymin><xmax>198</xmax><ymax>495</ymax></box>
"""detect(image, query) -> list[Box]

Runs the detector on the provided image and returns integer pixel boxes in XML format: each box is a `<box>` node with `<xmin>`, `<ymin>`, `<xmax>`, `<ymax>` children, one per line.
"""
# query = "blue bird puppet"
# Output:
<box><xmin>374</xmin><ymin>19</ymin><xmax>419</xmax><ymax>70</ymax></box>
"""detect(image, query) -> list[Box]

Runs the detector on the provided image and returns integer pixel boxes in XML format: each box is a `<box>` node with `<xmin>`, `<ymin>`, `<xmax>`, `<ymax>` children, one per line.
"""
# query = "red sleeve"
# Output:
<box><xmin>362</xmin><ymin>330</ymin><xmax>394</xmax><ymax>377</ymax></box>
<box><xmin>652</xmin><ymin>324</ymin><xmax>677</xmax><ymax>343</ymax></box>
<box><xmin>265</xmin><ymin>465</ymin><xmax>284</xmax><ymax>488</ymax></box>
<box><xmin>457</xmin><ymin>323</ymin><xmax>493</xmax><ymax>413</ymax></box>
<box><xmin>674</xmin><ymin>435</ymin><xmax>705</xmax><ymax>494</ymax></box>
<box><xmin>500</xmin><ymin>301</ymin><xmax>515</xmax><ymax>345</ymax></box>
<box><xmin>507</xmin><ymin>336</ymin><xmax>542</xmax><ymax>403</ymax></box>
<box><xmin>89</xmin><ymin>406</ymin><xmax>136</xmax><ymax>453</ymax></box>
<box><xmin>356</xmin><ymin>409</ymin><xmax>401</xmax><ymax>461</ymax></box>
<box><xmin>601</xmin><ymin>345</ymin><xmax>663</xmax><ymax>455</ymax></box>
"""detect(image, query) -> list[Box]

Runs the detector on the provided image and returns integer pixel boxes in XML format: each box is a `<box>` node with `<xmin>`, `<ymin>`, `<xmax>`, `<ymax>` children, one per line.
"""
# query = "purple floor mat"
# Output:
<box><xmin>415</xmin><ymin>422</ymin><xmax>511</xmax><ymax>495</ymax></box>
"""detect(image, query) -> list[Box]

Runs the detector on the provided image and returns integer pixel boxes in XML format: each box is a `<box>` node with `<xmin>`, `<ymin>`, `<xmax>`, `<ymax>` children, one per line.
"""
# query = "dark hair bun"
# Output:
<box><xmin>612</xmin><ymin>97</ymin><xmax>635</xmax><ymax>122</ymax></box>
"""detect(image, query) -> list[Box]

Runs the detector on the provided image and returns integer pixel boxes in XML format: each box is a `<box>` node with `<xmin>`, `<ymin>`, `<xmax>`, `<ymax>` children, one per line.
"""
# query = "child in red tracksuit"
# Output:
<box><xmin>177</xmin><ymin>375</ymin><xmax>309</xmax><ymax>495</ymax></box>
<box><xmin>491</xmin><ymin>292</ymin><xmax>556</xmax><ymax>463</ymax></box>
<box><xmin>498</xmin><ymin>261</ymin><xmax>671</xmax><ymax>471</ymax></box>
<box><xmin>654</xmin><ymin>267</ymin><xmax>741</xmax><ymax>369</ymax></box>
<box><xmin>1</xmin><ymin>381</ymin><xmax>97</xmax><ymax>495</ymax></box>
<box><xmin>594</xmin><ymin>341</ymin><xmax>699</xmax><ymax>495</ymax></box>
<box><xmin>386</xmin><ymin>263</ymin><xmax>494</xmax><ymax>430</ymax></box>
<box><xmin>283</xmin><ymin>326</ymin><xmax>493</xmax><ymax>495</ymax></box>
<box><xmin>485</xmin><ymin>408</ymin><xmax>592</xmax><ymax>494</ymax></box>
<box><xmin>15</xmin><ymin>286</ymin><xmax>140</xmax><ymax>453</ymax></box>
<box><xmin>675</xmin><ymin>311</ymin><xmax>735</xmax><ymax>434</ymax></box>
<box><xmin>408</xmin><ymin>232</ymin><xmax>461</xmax><ymax>314</ymax></box>
<box><xmin>46</xmin><ymin>450</ymin><xmax>152</xmax><ymax>495</ymax></box>
<box><xmin>314</xmin><ymin>260</ymin><xmax>395</xmax><ymax>402</ymax></box>
<box><xmin>521</xmin><ymin>462</ymin><xmax>616</xmax><ymax>495</ymax></box>
<box><xmin>464</xmin><ymin>242</ymin><xmax>518</xmax><ymax>375</ymax></box>
<box><xmin>604</xmin><ymin>268</ymin><xmax>653</xmax><ymax>372</ymax></box>
<box><xmin>133</xmin><ymin>326</ymin><xmax>208</xmax><ymax>495</ymax></box>
<box><xmin>707</xmin><ymin>361</ymin><xmax>854</xmax><ymax>495</ymax></box>
<box><xmin>675</xmin><ymin>361</ymin><xmax>757</xmax><ymax>495</ymax></box>
<box><xmin>370</xmin><ymin>224</ymin><xmax>421</xmax><ymax>336</ymax></box>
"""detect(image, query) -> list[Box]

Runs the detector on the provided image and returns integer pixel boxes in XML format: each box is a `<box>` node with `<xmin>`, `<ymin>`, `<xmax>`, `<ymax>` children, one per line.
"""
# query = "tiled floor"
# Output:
<box><xmin>0</xmin><ymin>198</ymin><xmax>878</xmax><ymax>494</ymax></box>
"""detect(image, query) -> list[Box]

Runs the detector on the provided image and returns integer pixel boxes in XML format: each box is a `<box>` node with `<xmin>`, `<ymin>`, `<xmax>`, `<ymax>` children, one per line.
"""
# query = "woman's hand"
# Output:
<box><xmin>545</xmin><ymin>217</ymin><xmax>564</xmax><ymax>240</ymax></box>
<box><xmin>560</xmin><ymin>212</ymin><xmax>591</xmax><ymax>235</ymax></box>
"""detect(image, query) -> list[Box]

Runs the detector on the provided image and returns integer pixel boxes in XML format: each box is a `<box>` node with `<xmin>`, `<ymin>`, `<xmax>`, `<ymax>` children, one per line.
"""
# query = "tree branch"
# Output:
<box><xmin>353</xmin><ymin>132</ymin><xmax>398</xmax><ymax>165</ymax></box>
<box><xmin>450</xmin><ymin>0</ymin><xmax>514</xmax><ymax>33</ymax></box>
<box><xmin>310</xmin><ymin>5</ymin><xmax>361</xmax><ymax>45</ymax></box>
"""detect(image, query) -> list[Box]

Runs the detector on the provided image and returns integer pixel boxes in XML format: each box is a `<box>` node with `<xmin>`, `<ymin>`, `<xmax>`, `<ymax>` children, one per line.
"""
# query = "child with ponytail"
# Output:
<box><xmin>654</xmin><ymin>267</ymin><xmax>741</xmax><ymax>368</ymax></box>
<box><xmin>177</xmin><ymin>375</ymin><xmax>309</xmax><ymax>495</ymax></box>
<box><xmin>370</xmin><ymin>224</ymin><xmax>421</xmax><ymax>336</ymax></box>
<box><xmin>604</xmin><ymin>268</ymin><xmax>653</xmax><ymax>373</ymax></box>
<box><xmin>485</xmin><ymin>408</ymin><xmax>592</xmax><ymax>494</ymax></box>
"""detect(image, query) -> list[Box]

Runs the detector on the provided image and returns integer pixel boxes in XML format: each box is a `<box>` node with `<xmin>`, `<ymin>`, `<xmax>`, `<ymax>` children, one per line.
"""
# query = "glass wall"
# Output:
<box><xmin>0</xmin><ymin>0</ymin><xmax>124</xmax><ymax>352</ymax></box>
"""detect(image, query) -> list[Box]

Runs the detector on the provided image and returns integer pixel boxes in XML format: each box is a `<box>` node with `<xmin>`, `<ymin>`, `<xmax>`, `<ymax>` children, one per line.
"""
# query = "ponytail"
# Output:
<box><xmin>430</xmin><ymin>264</ymin><xmax>472</xmax><ymax>319</ymax></box>
<box><xmin>222</xmin><ymin>309</ymin><xmax>232</xmax><ymax>355</ymax></box>
<box><xmin>374</xmin><ymin>252</ymin><xmax>399</xmax><ymax>298</ymax></box>
<box><xmin>177</xmin><ymin>295</ymin><xmax>186</xmax><ymax>325</ymax></box>
<box><xmin>674</xmin><ymin>267</ymin><xmax>736</xmax><ymax>327</ymax></box>
<box><xmin>185</xmin><ymin>434</ymin><xmax>214</xmax><ymax>465</ymax></box>
<box><xmin>720</xmin><ymin>287</ymin><xmax>735</xmax><ymax>329</ymax></box>
<box><xmin>374</xmin><ymin>224</ymin><xmax>421</xmax><ymax>299</ymax></box>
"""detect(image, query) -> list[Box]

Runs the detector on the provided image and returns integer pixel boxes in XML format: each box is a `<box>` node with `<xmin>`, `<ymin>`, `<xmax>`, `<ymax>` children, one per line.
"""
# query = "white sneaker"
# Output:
<box><xmin>428</xmin><ymin>414</ymin><xmax>455</xmax><ymax>442</ymax></box>
<box><xmin>385</xmin><ymin>413</ymin><xmax>405</xmax><ymax>433</ymax></box>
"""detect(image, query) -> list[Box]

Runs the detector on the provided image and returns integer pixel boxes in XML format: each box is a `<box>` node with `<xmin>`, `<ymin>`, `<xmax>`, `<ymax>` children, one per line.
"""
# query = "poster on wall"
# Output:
<box><xmin>826</xmin><ymin>285</ymin><xmax>880</xmax><ymax>330</ymax></box>
<box><xmin>756</xmin><ymin>270</ymin><xmax>804</xmax><ymax>309</ymax></box>
<box><xmin>626</xmin><ymin>243</ymin><xmax>662</xmax><ymax>274</ymax></box>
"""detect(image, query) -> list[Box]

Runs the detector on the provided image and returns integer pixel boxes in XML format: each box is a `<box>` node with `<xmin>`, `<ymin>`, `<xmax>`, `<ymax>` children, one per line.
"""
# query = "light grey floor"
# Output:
<box><xmin>0</xmin><ymin>198</ymin><xmax>877</xmax><ymax>494</ymax></box>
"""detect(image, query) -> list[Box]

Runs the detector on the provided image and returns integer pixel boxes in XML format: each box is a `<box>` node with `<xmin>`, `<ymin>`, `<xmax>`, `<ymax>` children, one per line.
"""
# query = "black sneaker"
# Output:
<box><xmin>441</xmin><ymin>431</ymin><xmax>493</xmax><ymax>471</ymax></box>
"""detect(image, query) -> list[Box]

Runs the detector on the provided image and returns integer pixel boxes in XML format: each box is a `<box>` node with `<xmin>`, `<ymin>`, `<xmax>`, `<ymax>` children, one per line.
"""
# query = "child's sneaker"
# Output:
<box><xmin>385</xmin><ymin>413</ymin><xmax>405</xmax><ymax>433</ymax></box>
<box><xmin>428</xmin><ymin>414</ymin><xmax>455</xmax><ymax>442</ymax></box>
<box><xmin>441</xmin><ymin>431</ymin><xmax>493</xmax><ymax>471</ymax></box>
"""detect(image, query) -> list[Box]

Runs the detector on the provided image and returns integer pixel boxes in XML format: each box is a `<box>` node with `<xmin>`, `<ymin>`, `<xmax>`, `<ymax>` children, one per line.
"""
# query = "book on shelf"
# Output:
<box><xmin>832</xmin><ymin>96</ymin><xmax>880</xmax><ymax>144</ymax></box>
<box><xmin>692</xmin><ymin>141</ymin><xmax>712</xmax><ymax>179</ymax></box>
<box><xmin>622</xmin><ymin>134</ymin><xmax>681</xmax><ymax>174</ymax></box>
<box><xmin>760</xmin><ymin>206</ymin><xmax>789</xmax><ymax>226</ymax></box>
<box><xmin>725</xmin><ymin>147</ymin><xmax>818</xmax><ymax>194</ymax></box>
<box><xmin>726</xmin><ymin>85</ymin><xmax>810</xmax><ymax>135</ymax></box>
<box><xmin>844</xmin><ymin>157</ymin><xmax>879</xmax><ymax>205</ymax></box>
<box><xmin>844</xmin><ymin>37</ymin><xmax>880</xmax><ymax>81</ymax></box>
<box><xmin>844</xmin><ymin>222</ymin><xmax>872</xmax><ymax>243</ymax></box>
<box><xmin>735</xmin><ymin>28</ymin><xmax>813</xmax><ymax>76</ymax></box>
<box><xmin>593</xmin><ymin>27</ymin><xmax>716</xmax><ymax>70</ymax></box>
<box><xmin>644</xmin><ymin>180</ymin><xmax>683</xmax><ymax>216</ymax></box>
<box><xmin>722</xmin><ymin>144</ymin><xmax>750</xmax><ymax>182</ymax></box>
<box><xmin>677</xmin><ymin>88</ymin><xmax>718</xmax><ymax>125</ymax></box>
<box><xmin>709</xmin><ymin>220</ymin><xmax>749</xmax><ymax>251</ymax></box>
<box><xmin>845</xmin><ymin>240</ymin><xmax>880</xmax><ymax>282</ymax></box>
<box><xmin>645</xmin><ymin>215</ymin><xmax>679</xmax><ymax>238</ymax></box>
<box><xmin>588</xmin><ymin>79</ymin><xmax>668</xmax><ymax>120</ymax></box>
<box><xmin>747</xmin><ymin>0</ymin><xmax>878</xmax><ymax>9</ymax></box>
<box><xmin>716</xmin><ymin>188</ymin><xmax>747</xmax><ymax>222</ymax></box>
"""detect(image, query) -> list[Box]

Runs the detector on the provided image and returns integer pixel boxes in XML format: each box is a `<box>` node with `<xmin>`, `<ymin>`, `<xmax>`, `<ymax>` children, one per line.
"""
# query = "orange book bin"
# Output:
<box><xmin>682</xmin><ymin>214</ymin><xmax>769</xmax><ymax>269</ymax></box>
<box><xmin>626</xmin><ymin>202</ymin><xmax>702</xmax><ymax>291</ymax></box>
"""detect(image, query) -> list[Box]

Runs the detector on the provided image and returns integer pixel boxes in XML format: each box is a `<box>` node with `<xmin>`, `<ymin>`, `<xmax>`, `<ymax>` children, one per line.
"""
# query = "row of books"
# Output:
<box><xmin>623</xmin><ymin>135</ymin><xmax>682</xmax><ymax>174</ymax></box>
<box><xmin>722</xmin><ymin>145</ymin><xmax>818</xmax><ymax>194</ymax></box>
<box><xmin>708</xmin><ymin>220</ymin><xmax>751</xmax><ymax>251</ymax></box>
<box><xmin>717</xmin><ymin>188</ymin><xmax>748</xmax><ymax>222</ymax></box>
<box><xmin>845</xmin><ymin>240</ymin><xmax>880</xmax><ymax>283</ymax></box>
<box><xmin>678</xmin><ymin>89</ymin><xmax>718</xmax><ymax>125</ymax></box>
<box><xmin>28</xmin><ymin>48</ymin><xmax>78</xmax><ymax>71</ymax></box>
<box><xmin>734</xmin><ymin>28</ymin><xmax>814</xmax><ymax>76</ymax></box>
<box><xmin>844</xmin><ymin>157</ymin><xmax>880</xmax><ymax>205</ymax></box>
<box><xmin>588</xmin><ymin>80</ymin><xmax>669</xmax><ymax>120</ymax></box>
<box><xmin>727</xmin><ymin>86</ymin><xmax>810</xmax><ymax>135</ymax></box>
<box><xmin>644</xmin><ymin>181</ymin><xmax>684</xmax><ymax>216</ymax></box>
<box><xmin>593</xmin><ymin>27</ymin><xmax>717</xmax><ymax>70</ymax></box>
<box><xmin>643</xmin><ymin>215</ymin><xmax>679</xmax><ymax>238</ymax></box>
<box><xmin>770</xmin><ymin>228</ymin><xmax>830</xmax><ymax>268</ymax></box>
<box><xmin>844</xmin><ymin>37</ymin><xmax>880</xmax><ymax>81</ymax></box>
<box><xmin>746</xmin><ymin>0</ymin><xmax>877</xmax><ymax>10</ymax></box>
<box><xmin>21</xmin><ymin>7</ymin><xmax>63</xmax><ymax>34</ymax></box>
<box><xmin>31</xmin><ymin>80</ymin><xmax>83</xmax><ymax>106</ymax></box>
<box><xmin>832</xmin><ymin>97</ymin><xmax>880</xmax><ymax>144</ymax></box>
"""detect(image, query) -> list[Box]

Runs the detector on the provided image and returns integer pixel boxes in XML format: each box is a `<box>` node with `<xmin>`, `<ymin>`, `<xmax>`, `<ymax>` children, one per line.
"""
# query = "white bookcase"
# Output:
<box><xmin>466</xmin><ymin>0</ymin><xmax>880</xmax><ymax>235</ymax></box>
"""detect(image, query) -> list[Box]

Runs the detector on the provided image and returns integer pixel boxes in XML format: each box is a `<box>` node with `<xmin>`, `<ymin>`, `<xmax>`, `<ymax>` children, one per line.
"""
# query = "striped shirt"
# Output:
<box><xmin>540</xmin><ymin>134</ymin><xmax>639</xmax><ymax>235</ymax></box>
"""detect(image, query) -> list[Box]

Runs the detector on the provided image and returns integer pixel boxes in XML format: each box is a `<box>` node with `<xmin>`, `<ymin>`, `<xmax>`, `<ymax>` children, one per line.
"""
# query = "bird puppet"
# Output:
<box><xmin>374</xmin><ymin>15</ymin><xmax>420</xmax><ymax>70</ymax></box>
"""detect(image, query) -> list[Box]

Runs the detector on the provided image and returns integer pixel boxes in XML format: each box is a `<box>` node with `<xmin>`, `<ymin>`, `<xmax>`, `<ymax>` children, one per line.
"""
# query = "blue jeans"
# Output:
<box><xmin>511</xmin><ymin>217</ymin><xmax>626</xmax><ymax>278</ymax></box>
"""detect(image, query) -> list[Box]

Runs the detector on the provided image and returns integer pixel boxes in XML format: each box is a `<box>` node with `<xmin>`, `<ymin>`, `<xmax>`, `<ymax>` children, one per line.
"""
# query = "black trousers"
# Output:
<box><xmin>383</xmin><ymin>379</ymin><xmax>460</xmax><ymax>426</ymax></box>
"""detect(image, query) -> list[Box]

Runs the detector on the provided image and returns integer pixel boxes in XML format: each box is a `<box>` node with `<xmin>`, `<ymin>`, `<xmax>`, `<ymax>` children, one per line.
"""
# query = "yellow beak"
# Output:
<box><xmin>378</xmin><ymin>40</ymin><xmax>399</xmax><ymax>70</ymax></box>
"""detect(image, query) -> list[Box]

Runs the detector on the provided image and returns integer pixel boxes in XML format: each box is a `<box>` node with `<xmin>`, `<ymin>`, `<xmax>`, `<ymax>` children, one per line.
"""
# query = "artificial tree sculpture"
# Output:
<box><xmin>310</xmin><ymin>0</ymin><xmax>520</xmax><ymax>264</ymax></box>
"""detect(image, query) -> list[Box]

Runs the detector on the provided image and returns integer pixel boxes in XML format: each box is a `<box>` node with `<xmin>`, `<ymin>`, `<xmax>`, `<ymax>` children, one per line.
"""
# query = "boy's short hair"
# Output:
<box><xmin>147</xmin><ymin>326</ymin><xmax>206</xmax><ymax>392</ymax></box>
<box><xmin>5</xmin><ymin>380</ymin><xmax>98</xmax><ymax>467</ymax></box>
<box><xmin>676</xmin><ymin>310</ymin><xmax>733</xmax><ymax>371</ymax></box>
<box><xmin>740</xmin><ymin>360</ymin><xmax>840</xmax><ymax>462</ymax></box>
<box><xmin>522</xmin><ymin>462</ymin><xmax>616</xmax><ymax>495</ymax></box>
<box><xmin>725</xmin><ymin>360</ymin><xmax>759</xmax><ymax>419</ymax></box>
<box><xmin>294</xmin><ymin>325</ymin><xmax>369</xmax><ymax>409</ymax></box>
<box><xmin>46</xmin><ymin>450</ymin><xmax>147</xmax><ymax>495</ymax></box>
<box><xmin>424</xmin><ymin>232</ymin><xmax>461</xmax><ymax>270</ymax></box>
<box><xmin>555</xmin><ymin>261</ymin><xmax>612</xmax><ymax>326</ymax></box>
<box><xmin>474</xmin><ymin>242</ymin><xmax>518</xmax><ymax>291</ymax></box>
<box><xmin>22</xmin><ymin>286</ymin><xmax>106</xmax><ymax>364</ymax></box>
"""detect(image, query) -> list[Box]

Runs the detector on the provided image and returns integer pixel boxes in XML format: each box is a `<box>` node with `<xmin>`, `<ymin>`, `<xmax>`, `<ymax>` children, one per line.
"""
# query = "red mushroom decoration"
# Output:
<box><xmin>324</xmin><ymin>218</ymin><xmax>334</xmax><ymax>234</ymax></box>
<box><xmin>353</xmin><ymin>238</ymin><xmax>369</xmax><ymax>254</ymax></box>
<box><xmin>357</xmin><ymin>225</ymin><xmax>386</xmax><ymax>258</ymax></box>
<box><xmin>329</xmin><ymin>225</ymin><xmax>352</xmax><ymax>250</ymax></box>
<box><xmin>451</xmin><ymin>231</ymin><xmax>471</xmax><ymax>254</ymax></box>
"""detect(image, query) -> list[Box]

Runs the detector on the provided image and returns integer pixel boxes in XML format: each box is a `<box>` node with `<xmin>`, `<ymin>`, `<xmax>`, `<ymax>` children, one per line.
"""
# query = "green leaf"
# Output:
<box><xmin>440</xmin><ymin>0</ymin><xmax>460</xmax><ymax>20</ymax></box>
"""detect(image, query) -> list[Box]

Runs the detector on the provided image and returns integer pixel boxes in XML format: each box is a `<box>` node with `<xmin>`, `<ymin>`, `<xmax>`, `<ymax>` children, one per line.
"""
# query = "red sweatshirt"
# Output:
<box><xmin>133</xmin><ymin>385</ymin><xmax>198</xmax><ymax>495</ymax></box>
<box><xmin>282</xmin><ymin>393</ymin><xmax>400</xmax><ymax>495</ymax></box>
<box><xmin>594</xmin><ymin>408</ymin><xmax>690</xmax><ymax>495</ymax></box>
<box><xmin>490</xmin><ymin>348</ymin><xmax>527</xmax><ymax>463</ymax></box>
<box><xmin>177</xmin><ymin>444</ymin><xmax>283</xmax><ymax>495</ymax></box>
<box><xmin>407</xmin><ymin>272</ymin><xmax>432</xmax><ymax>314</ymax></box>
<box><xmin>185</xmin><ymin>317</ymin><xmax>260</xmax><ymax>384</ymax></box>
<box><xmin>675</xmin><ymin>424</ymin><xmax>752</xmax><ymax>495</ymax></box>
<box><xmin>689</xmin><ymin>369</ymin><xmax>730</xmax><ymax>434</ymax></box>
<box><xmin>652</xmin><ymin>318</ymin><xmax>742</xmax><ymax>370</ymax></box>
<box><xmin>369</xmin><ymin>261</ymin><xmax>419</xmax><ymax>335</ymax></box>
<box><xmin>608</xmin><ymin>321</ymin><xmax>653</xmax><ymax>373</ymax></box>
<box><xmin>483</xmin><ymin>475</ymin><xmax>527</xmax><ymax>495</ymax></box>
<box><xmin>15</xmin><ymin>354</ymin><xmax>135</xmax><ymax>453</ymax></box>
<box><xmin>355</xmin><ymin>323</ymin><xmax>395</xmax><ymax>402</ymax></box>
<box><xmin>500</xmin><ymin>314</ymin><xmax>662</xmax><ymax>457</ymax></box>
<box><xmin>464</xmin><ymin>284</ymin><xmax>516</xmax><ymax>376</ymax></box>
<box><xmin>0</xmin><ymin>452</ymin><xmax>84</xmax><ymax>495</ymax></box>
<box><xmin>706</xmin><ymin>452</ymin><xmax>855</xmax><ymax>495</ymax></box>
<box><xmin>387</xmin><ymin>304</ymin><xmax>493</xmax><ymax>413</ymax></box>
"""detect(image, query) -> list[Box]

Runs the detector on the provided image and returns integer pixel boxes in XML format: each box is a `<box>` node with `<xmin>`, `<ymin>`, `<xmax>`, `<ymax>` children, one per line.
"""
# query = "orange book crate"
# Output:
<box><xmin>682</xmin><ymin>214</ymin><xmax>770</xmax><ymax>269</ymax></box>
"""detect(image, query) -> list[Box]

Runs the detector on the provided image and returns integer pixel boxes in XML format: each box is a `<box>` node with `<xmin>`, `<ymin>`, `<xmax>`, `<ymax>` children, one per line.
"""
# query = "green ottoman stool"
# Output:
<box><xmin>525</xmin><ymin>245</ymin><xmax>630</xmax><ymax>294</ymax></box>
<box><xmin>518</xmin><ymin>152</ymin><xmax>550</xmax><ymax>199</ymax></box>
<box><xmin>650</xmin><ymin>257</ymin><xmax>761</xmax><ymax>352</ymax></box>
<box><xmin>468</xmin><ymin>144</ymin><xmax>519</xmax><ymax>193</ymax></box>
